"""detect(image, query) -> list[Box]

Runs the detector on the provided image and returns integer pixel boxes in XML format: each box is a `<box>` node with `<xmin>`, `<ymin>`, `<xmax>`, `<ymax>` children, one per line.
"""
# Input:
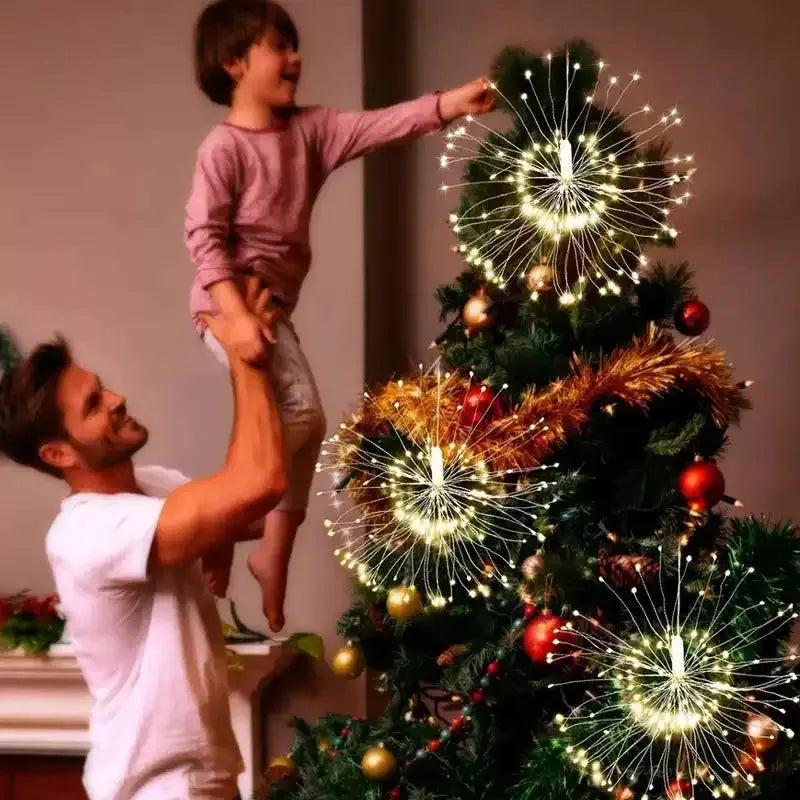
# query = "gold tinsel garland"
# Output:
<box><xmin>341</xmin><ymin>327</ymin><xmax>744</xmax><ymax>477</ymax></box>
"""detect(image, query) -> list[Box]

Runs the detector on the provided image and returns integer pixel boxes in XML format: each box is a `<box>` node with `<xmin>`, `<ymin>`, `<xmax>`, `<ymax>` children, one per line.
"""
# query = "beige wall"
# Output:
<box><xmin>0</xmin><ymin>0</ymin><xmax>365</xmax><ymax>754</ymax></box>
<box><xmin>365</xmin><ymin>0</ymin><xmax>800</xmax><ymax>521</ymax></box>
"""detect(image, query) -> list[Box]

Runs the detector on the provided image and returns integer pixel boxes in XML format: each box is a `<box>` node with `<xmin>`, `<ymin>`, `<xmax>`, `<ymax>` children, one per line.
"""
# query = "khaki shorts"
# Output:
<box><xmin>203</xmin><ymin>313</ymin><xmax>326</xmax><ymax>511</ymax></box>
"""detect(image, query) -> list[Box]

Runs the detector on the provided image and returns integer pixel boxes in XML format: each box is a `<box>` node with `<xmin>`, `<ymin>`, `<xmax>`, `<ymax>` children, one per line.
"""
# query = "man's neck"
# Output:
<box><xmin>65</xmin><ymin>460</ymin><xmax>140</xmax><ymax>496</ymax></box>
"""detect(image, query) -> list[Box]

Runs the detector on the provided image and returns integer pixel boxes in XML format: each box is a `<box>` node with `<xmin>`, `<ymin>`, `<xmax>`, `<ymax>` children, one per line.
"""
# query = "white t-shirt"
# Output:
<box><xmin>45</xmin><ymin>465</ymin><xmax>243</xmax><ymax>800</ymax></box>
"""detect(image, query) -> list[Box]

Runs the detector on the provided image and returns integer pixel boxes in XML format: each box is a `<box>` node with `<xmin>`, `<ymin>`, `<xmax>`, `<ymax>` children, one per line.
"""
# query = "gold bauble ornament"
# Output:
<box><xmin>331</xmin><ymin>642</ymin><xmax>365</xmax><ymax>680</ymax></box>
<box><xmin>525</xmin><ymin>264</ymin><xmax>553</xmax><ymax>294</ymax></box>
<box><xmin>462</xmin><ymin>289</ymin><xmax>493</xmax><ymax>334</ymax></box>
<box><xmin>386</xmin><ymin>585</ymin><xmax>423</xmax><ymax>622</ymax></box>
<box><xmin>265</xmin><ymin>754</ymin><xmax>298</xmax><ymax>786</ymax></box>
<box><xmin>318</xmin><ymin>738</ymin><xmax>332</xmax><ymax>753</ymax></box>
<box><xmin>747</xmin><ymin>713</ymin><xmax>779</xmax><ymax>751</ymax></box>
<box><xmin>361</xmin><ymin>743</ymin><xmax>397</xmax><ymax>781</ymax></box>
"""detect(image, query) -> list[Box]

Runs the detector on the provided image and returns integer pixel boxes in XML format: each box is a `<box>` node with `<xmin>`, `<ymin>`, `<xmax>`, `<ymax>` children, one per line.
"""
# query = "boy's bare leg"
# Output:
<box><xmin>247</xmin><ymin>508</ymin><xmax>304</xmax><ymax>633</ymax></box>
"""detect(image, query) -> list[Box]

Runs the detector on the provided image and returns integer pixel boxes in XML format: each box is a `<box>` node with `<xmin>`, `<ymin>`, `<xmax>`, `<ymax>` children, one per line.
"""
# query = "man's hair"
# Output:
<box><xmin>194</xmin><ymin>0</ymin><xmax>299</xmax><ymax>107</ymax></box>
<box><xmin>0</xmin><ymin>337</ymin><xmax>72</xmax><ymax>478</ymax></box>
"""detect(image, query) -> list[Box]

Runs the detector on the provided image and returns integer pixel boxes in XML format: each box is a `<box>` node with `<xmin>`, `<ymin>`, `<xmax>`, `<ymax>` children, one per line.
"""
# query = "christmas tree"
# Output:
<box><xmin>264</xmin><ymin>42</ymin><xmax>800</xmax><ymax>800</ymax></box>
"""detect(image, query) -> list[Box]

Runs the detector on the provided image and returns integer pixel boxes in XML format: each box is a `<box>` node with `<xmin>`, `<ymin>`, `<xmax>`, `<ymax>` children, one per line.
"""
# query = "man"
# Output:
<box><xmin>0</xmin><ymin>278</ymin><xmax>285</xmax><ymax>800</ymax></box>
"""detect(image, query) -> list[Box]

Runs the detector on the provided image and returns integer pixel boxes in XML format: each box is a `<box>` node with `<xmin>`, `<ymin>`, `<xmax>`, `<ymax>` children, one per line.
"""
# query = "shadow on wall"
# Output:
<box><xmin>363</xmin><ymin>1</ymin><xmax>418</xmax><ymax>385</ymax></box>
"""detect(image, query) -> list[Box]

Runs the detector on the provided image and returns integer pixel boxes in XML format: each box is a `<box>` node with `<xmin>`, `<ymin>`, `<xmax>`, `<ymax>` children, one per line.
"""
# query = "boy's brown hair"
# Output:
<box><xmin>0</xmin><ymin>338</ymin><xmax>72</xmax><ymax>478</ymax></box>
<box><xmin>194</xmin><ymin>0</ymin><xmax>299</xmax><ymax>107</ymax></box>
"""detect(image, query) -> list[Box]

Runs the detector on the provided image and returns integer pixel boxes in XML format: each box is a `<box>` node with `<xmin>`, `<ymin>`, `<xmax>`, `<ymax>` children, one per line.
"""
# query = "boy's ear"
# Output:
<box><xmin>223</xmin><ymin>57</ymin><xmax>246</xmax><ymax>82</ymax></box>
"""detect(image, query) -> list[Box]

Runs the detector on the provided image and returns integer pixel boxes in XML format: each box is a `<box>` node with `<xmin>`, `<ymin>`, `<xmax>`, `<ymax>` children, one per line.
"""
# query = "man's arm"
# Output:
<box><xmin>148</xmin><ymin>283</ymin><xmax>286</xmax><ymax>570</ymax></box>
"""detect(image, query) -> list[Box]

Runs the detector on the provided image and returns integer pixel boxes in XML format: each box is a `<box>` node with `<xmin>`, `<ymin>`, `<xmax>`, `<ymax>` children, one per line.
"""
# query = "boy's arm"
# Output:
<box><xmin>316</xmin><ymin>77</ymin><xmax>494</xmax><ymax>173</ymax></box>
<box><xmin>185</xmin><ymin>134</ymin><xmax>239</xmax><ymax>294</ymax></box>
<box><xmin>185</xmin><ymin>135</ymin><xmax>274</xmax><ymax>360</ymax></box>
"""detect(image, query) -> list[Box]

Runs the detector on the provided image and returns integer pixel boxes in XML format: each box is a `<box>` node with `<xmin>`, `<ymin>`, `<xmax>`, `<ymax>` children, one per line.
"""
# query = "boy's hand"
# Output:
<box><xmin>202</xmin><ymin>276</ymin><xmax>278</xmax><ymax>366</ymax></box>
<box><xmin>439</xmin><ymin>77</ymin><xmax>496</xmax><ymax>123</ymax></box>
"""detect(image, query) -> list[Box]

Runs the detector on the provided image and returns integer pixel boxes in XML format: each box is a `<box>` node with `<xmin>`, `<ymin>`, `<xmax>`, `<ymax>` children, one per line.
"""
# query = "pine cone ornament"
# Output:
<box><xmin>437</xmin><ymin>644</ymin><xmax>467</xmax><ymax>668</ymax></box>
<box><xmin>598</xmin><ymin>551</ymin><xmax>660</xmax><ymax>588</ymax></box>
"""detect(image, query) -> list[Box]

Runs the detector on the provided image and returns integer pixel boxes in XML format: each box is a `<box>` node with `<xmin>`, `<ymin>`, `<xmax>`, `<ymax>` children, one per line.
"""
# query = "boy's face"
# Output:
<box><xmin>240</xmin><ymin>27</ymin><xmax>301</xmax><ymax>107</ymax></box>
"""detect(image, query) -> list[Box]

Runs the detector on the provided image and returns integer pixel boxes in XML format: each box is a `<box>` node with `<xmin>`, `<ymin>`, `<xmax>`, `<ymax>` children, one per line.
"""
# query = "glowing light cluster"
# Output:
<box><xmin>548</xmin><ymin>548</ymin><xmax>798</xmax><ymax>799</ymax></box>
<box><xmin>439</xmin><ymin>52</ymin><xmax>695</xmax><ymax>302</ymax></box>
<box><xmin>318</xmin><ymin>365</ymin><xmax>558</xmax><ymax>605</ymax></box>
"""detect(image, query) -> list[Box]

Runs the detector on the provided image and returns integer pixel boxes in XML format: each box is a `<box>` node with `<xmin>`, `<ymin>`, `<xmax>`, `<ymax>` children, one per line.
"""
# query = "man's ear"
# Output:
<box><xmin>39</xmin><ymin>440</ymin><xmax>78</xmax><ymax>473</ymax></box>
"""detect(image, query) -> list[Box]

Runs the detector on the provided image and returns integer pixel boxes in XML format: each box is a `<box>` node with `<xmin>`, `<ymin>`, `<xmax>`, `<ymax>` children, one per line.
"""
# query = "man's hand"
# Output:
<box><xmin>202</xmin><ymin>540</ymin><xmax>235</xmax><ymax>598</ymax></box>
<box><xmin>438</xmin><ymin>76</ymin><xmax>496</xmax><ymax>123</ymax></box>
<box><xmin>203</xmin><ymin>276</ymin><xmax>278</xmax><ymax>366</ymax></box>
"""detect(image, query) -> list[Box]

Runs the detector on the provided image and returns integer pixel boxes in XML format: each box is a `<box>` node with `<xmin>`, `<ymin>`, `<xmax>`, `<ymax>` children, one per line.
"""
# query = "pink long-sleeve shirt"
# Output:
<box><xmin>185</xmin><ymin>93</ymin><xmax>443</xmax><ymax>332</ymax></box>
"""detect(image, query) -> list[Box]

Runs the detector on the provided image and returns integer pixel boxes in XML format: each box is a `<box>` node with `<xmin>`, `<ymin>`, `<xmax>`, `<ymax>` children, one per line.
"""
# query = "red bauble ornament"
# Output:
<box><xmin>677</xmin><ymin>461</ymin><xmax>725</xmax><ymax>511</ymax></box>
<box><xmin>486</xmin><ymin>660</ymin><xmax>500</xmax><ymax>677</ymax></box>
<box><xmin>461</xmin><ymin>384</ymin><xmax>502</xmax><ymax>426</ymax></box>
<box><xmin>737</xmin><ymin>747</ymin><xmax>765</xmax><ymax>774</ymax></box>
<box><xmin>675</xmin><ymin>298</ymin><xmax>710</xmax><ymax>337</ymax></box>
<box><xmin>389</xmin><ymin>788</ymin><xmax>403</xmax><ymax>800</ymax></box>
<box><xmin>471</xmin><ymin>688</ymin><xmax>485</xmax><ymax>704</ymax></box>
<box><xmin>522</xmin><ymin>612</ymin><xmax>568</xmax><ymax>663</ymax></box>
<box><xmin>666</xmin><ymin>778</ymin><xmax>692</xmax><ymax>800</ymax></box>
<box><xmin>450</xmin><ymin>715</ymin><xmax>466</xmax><ymax>734</ymax></box>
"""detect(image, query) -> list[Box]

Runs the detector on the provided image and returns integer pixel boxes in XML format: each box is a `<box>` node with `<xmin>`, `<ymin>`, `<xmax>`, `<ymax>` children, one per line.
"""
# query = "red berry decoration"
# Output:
<box><xmin>426</xmin><ymin>738</ymin><xmax>442</xmax><ymax>753</ymax></box>
<box><xmin>675</xmin><ymin>298</ymin><xmax>710</xmax><ymax>336</ymax></box>
<box><xmin>461</xmin><ymin>384</ymin><xmax>502</xmax><ymax>426</ymax></box>
<box><xmin>22</xmin><ymin>597</ymin><xmax>42</xmax><ymax>616</ymax></box>
<box><xmin>486</xmin><ymin>660</ymin><xmax>500</xmax><ymax>677</ymax></box>
<box><xmin>523</xmin><ymin>603</ymin><xmax>537</xmax><ymax>619</ymax></box>
<box><xmin>450</xmin><ymin>715</ymin><xmax>466</xmax><ymax>734</ymax></box>
<box><xmin>522</xmin><ymin>612</ymin><xmax>568</xmax><ymax>663</ymax></box>
<box><xmin>677</xmin><ymin>461</ymin><xmax>725</xmax><ymax>512</ymax></box>
<box><xmin>666</xmin><ymin>778</ymin><xmax>692</xmax><ymax>800</ymax></box>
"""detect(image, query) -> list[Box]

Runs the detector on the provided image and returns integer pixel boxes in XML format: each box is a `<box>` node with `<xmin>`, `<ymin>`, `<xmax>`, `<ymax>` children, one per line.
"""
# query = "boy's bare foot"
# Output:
<box><xmin>247</xmin><ymin>551</ymin><xmax>286</xmax><ymax>633</ymax></box>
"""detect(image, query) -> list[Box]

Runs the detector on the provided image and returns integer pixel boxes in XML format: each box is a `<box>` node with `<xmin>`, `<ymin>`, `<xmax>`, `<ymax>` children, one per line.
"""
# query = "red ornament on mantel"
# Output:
<box><xmin>674</xmin><ymin>298</ymin><xmax>710</xmax><ymax>336</ymax></box>
<box><xmin>677</xmin><ymin>460</ymin><xmax>725</xmax><ymax>511</ymax></box>
<box><xmin>461</xmin><ymin>384</ymin><xmax>502</xmax><ymax>426</ymax></box>
<box><xmin>522</xmin><ymin>612</ymin><xmax>568</xmax><ymax>663</ymax></box>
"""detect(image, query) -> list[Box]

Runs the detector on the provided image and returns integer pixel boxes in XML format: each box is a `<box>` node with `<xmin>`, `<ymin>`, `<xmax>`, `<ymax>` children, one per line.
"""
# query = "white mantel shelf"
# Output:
<box><xmin>0</xmin><ymin>640</ymin><xmax>295</xmax><ymax>798</ymax></box>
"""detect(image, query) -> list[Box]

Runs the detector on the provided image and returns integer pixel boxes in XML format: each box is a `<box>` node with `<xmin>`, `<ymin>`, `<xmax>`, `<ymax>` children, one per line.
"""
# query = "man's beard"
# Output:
<box><xmin>72</xmin><ymin>423</ymin><xmax>149</xmax><ymax>469</ymax></box>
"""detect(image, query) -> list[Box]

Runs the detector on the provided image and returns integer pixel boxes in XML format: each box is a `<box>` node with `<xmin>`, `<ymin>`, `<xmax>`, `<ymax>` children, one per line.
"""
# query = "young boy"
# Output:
<box><xmin>186</xmin><ymin>0</ymin><xmax>496</xmax><ymax>631</ymax></box>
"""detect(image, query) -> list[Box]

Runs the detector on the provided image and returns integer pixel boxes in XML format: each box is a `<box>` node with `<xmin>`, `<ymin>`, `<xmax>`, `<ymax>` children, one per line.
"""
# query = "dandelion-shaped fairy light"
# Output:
<box><xmin>546</xmin><ymin>546</ymin><xmax>799</xmax><ymax>799</ymax></box>
<box><xmin>439</xmin><ymin>46</ymin><xmax>695</xmax><ymax>303</ymax></box>
<box><xmin>317</xmin><ymin>363</ymin><xmax>559</xmax><ymax>606</ymax></box>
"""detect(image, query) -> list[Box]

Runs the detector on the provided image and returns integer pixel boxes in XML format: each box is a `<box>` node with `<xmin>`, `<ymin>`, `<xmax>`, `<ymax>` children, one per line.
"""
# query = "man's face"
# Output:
<box><xmin>52</xmin><ymin>364</ymin><xmax>148</xmax><ymax>470</ymax></box>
